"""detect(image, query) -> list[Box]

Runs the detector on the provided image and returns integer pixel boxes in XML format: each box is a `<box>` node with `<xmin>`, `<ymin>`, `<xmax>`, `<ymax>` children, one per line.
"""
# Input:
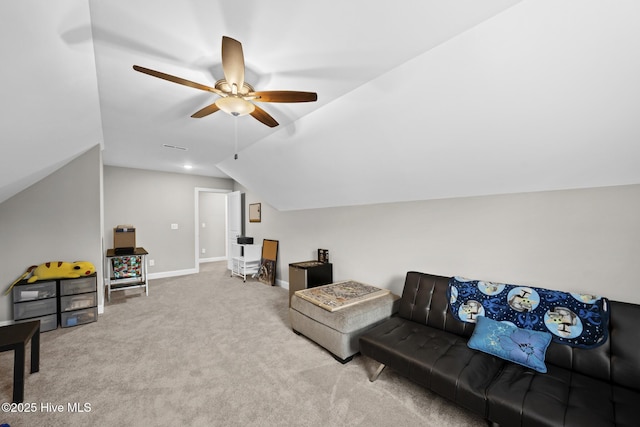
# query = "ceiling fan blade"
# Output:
<box><xmin>250</xmin><ymin>105</ymin><xmax>279</xmax><ymax>128</ymax></box>
<box><xmin>191</xmin><ymin>103</ymin><xmax>220</xmax><ymax>118</ymax></box>
<box><xmin>221</xmin><ymin>36</ymin><xmax>245</xmax><ymax>92</ymax></box>
<box><xmin>249</xmin><ymin>91</ymin><xmax>318</xmax><ymax>103</ymax></box>
<box><xmin>133</xmin><ymin>65</ymin><xmax>223</xmax><ymax>95</ymax></box>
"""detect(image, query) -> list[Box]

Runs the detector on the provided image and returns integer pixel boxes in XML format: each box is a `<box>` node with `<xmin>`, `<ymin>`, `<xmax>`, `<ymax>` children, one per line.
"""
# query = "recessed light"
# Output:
<box><xmin>184</xmin><ymin>164</ymin><xmax>193</xmax><ymax>170</ymax></box>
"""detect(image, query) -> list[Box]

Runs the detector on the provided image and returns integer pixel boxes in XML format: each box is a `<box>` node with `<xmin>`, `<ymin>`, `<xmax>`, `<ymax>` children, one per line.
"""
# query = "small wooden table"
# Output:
<box><xmin>0</xmin><ymin>320</ymin><xmax>40</xmax><ymax>402</ymax></box>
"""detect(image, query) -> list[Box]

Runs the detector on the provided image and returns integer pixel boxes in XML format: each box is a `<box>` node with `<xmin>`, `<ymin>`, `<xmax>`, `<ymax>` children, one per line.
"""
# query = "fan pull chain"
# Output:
<box><xmin>233</xmin><ymin>113</ymin><xmax>239</xmax><ymax>160</ymax></box>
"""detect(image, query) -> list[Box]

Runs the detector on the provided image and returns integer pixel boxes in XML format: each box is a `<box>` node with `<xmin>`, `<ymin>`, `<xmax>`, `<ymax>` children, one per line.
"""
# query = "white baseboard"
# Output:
<box><xmin>148</xmin><ymin>268</ymin><xmax>198</xmax><ymax>280</ymax></box>
<box><xmin>276</xmin><ymin>279</ymin><xmax>289</xmax><ymax>290</ymax></box>
<box><xmin>199</xmin><ymin>256</ymin><xmax>226</xmax><ymax>263</ymax></box>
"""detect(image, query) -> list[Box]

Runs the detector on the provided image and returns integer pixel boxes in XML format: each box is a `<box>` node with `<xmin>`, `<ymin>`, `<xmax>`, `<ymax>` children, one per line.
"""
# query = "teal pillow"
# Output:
<box><xmin>467</xmin><ymin>315</ymin><xmax>552</xmax><ymax>373</ymax></box>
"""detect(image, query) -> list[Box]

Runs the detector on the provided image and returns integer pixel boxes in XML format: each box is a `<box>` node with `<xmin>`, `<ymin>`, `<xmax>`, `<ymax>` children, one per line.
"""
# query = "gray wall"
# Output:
<box><xmin>0</xmin><ymin>145</ymin><xmax>103</xmax><ymax>323</ymax></box>
<box><xmin>239</xmin><ymin>183</ymin><xmax>640</xmax><ymax>305</ymax></box>
<box><xmin>103</xmin><ymin>167</ymin><xmax>233</xmax><ymax>275</ymax></box>
<box><xmin>198</xmin><ymin>192</ymin><xmax>227</xmax><ymax>261</ymax></box>
<box><xmin>3</xmin><ymin>153</ymin><xmax>637</xmax><ymax>324</ymax></box>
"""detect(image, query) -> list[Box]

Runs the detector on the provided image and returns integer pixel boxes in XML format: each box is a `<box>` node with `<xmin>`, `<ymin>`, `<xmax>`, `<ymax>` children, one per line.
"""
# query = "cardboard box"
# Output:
<box><xmin>114</xmin><ymin>225</ymin><xmax>136</xmax><ymax>251</ymax></box>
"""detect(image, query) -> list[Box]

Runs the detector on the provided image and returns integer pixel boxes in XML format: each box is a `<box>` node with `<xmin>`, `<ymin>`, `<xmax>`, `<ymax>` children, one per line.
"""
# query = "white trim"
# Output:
<box><xmin>148</xmin><ymin>268</ymin><xmax>198</xmax><ymax>280</ymax></box>
<box><xmin>99</xmin><ymin>148</ymin><xmax>105</xmax><ymax>316</ymax></box>
<box><xmin>199</xmin><ymin>256</ymin><xmax>227</xmax><ymax>263</ymax></box>
<box><xmin>275</xmin><ymin>279</ymin><xmax>289</xmax><ymax>290</ymax></box>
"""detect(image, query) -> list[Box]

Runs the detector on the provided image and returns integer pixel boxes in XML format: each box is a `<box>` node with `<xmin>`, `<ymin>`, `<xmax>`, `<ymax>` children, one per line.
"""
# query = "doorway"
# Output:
<box><xmin>194</xmin><ymin>187</ymin><xmax>231</xmax><ymax>273</ymax></box>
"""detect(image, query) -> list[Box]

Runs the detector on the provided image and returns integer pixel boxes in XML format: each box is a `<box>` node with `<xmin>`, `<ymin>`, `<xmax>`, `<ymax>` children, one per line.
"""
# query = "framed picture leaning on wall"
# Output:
<box><xmin>258</xmin><ymin>239</ymin><xmax>278</xmax><ymax>286</ymax></box>
<box><xmin>249</xmin><ymin>203</ymin><xmax>261</xmax><ymax>223</ymax></box>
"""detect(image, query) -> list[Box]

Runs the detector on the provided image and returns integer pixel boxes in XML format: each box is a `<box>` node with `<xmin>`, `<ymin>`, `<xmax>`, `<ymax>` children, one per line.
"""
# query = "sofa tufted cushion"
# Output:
<box><xmin>486</xmin><ymin>362</ymin><xmax>640</xmax><ymax>427</ymax></box>
<box><xmin>397</xmin><ymin>272</ymin><xmax>476</xmax><ymax>337</ymax></box>
<box><xmin>360</xmin><ymin>316</ymin><xmax>505</xmax><ymax>416</ymax></box>
<box><xmin>487</xmin><ymin>301</ymin><xmax>640</xmax><ymax>426</ymax></box>
<box><xmin>542</xmin><ymin>301</ymin><xmax>640</xmax><ymax>389</ymax></box>
<box><xmin>608</xmin><ymin>301</ymin><xmax>640</xmax><ymax>391</ymax></box>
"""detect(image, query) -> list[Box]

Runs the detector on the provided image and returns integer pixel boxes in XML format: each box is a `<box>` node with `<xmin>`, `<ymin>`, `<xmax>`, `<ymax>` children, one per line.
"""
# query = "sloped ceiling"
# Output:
<box><xmin>0</xmin><ymin>0</ymin><xmax>103</xmax><ymax>204</ymax></box>
<box><xmin>219</xmin><ymin>0</ymin><xmax>640</xmax><ymax>210</ymax></box>
<box><xmin>2</xmin><ymin>1</ymin><xmax>639</xmax><ymax>209</ymax></box>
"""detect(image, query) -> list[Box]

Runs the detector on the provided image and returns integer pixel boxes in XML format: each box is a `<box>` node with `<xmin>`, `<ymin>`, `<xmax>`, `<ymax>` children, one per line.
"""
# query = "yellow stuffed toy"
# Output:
<box><xmin>5</xmin><ymin>261</ymin><xmax>96</xmax><ymax>295</ymax></box>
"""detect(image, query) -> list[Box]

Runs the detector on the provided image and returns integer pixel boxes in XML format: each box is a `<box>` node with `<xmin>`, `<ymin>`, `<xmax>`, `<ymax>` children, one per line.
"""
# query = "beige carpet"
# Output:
<box><xmin>1</xmin><ymin>261</ymin><xmax>485</xmax><ymax>426</ymax></box>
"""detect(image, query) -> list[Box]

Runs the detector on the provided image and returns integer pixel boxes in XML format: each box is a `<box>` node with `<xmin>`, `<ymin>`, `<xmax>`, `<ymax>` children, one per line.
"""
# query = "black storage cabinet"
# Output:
<box><xmin>288</xmin><ymin>261</ymin><xmax>333</xmax><ymax>306</ymax></box>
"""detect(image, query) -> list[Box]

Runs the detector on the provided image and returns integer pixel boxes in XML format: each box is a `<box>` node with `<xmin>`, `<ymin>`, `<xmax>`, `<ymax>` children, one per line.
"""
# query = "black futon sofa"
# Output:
<box><xmin>359</xmin><ymin>272</ymin><xmax>639</xmax><ymax>426</ymax></box>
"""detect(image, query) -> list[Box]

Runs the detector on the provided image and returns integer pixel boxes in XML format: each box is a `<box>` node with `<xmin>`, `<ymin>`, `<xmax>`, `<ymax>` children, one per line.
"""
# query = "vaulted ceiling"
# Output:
<box><xmin>2</xmin><ymin>1</ymin><xmax>639</xmax><ymax>209</ymax></box>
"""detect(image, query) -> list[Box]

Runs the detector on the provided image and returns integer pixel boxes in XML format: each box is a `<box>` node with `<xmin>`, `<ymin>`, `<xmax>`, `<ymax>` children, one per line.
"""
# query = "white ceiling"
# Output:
<box><xmin>2</xmin><ymin>0</ymin><xmax>639</xmax><ymax>209</ymax></box>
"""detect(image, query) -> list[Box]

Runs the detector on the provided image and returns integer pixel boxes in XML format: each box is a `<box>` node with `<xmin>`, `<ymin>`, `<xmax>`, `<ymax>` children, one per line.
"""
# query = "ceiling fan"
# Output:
<box><xmin>133</xmin><ymin>36</ymin><xmax>317</xmax><ymax>128</ymax></box>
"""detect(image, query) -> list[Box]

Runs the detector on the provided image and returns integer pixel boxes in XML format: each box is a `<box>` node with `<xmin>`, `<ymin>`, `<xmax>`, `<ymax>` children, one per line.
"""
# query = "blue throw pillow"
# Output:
<box><xmin>468</xmin><ymin>315</ymin><xmax>552</xmax><ymax>373</ymax></box>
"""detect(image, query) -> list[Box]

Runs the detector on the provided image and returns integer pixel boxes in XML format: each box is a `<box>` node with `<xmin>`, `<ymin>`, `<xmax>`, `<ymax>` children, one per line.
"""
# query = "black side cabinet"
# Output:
<box><xmin>288</xmin><ymin>261</ymin><xmax>333</xmax><ymax>306</ymax></box>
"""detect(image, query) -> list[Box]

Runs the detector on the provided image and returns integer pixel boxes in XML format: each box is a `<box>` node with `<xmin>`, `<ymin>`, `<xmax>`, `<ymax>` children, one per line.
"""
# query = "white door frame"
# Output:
<box><xmin>194</xmin><ymin>187</ymin><xmax>232</xmax><ymax>274</ymax></box>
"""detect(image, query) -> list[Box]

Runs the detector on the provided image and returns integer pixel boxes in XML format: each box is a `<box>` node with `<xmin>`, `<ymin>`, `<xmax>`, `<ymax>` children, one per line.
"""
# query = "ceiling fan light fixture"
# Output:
<box><xmin>133</xmin><ymin>37</ymin><xmax>316</xmax><ymax>127</ymax></box>
<box><xmin>215</xmin><ymin>96</ymin><xmax>255</xmax><ymax>116</ymax></box>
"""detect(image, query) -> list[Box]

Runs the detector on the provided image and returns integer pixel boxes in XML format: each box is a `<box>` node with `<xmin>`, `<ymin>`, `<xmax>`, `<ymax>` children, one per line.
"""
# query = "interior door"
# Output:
<box><xmin>226</xmin><ymin>191</ymin><xmax>243</xmax><ymax>270</ymax></box>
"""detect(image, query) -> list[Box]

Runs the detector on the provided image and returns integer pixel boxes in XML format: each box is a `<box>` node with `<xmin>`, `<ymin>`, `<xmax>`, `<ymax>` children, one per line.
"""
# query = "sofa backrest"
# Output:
<box><xmin>609</xmin><ymin>301</ymin><xmax>640</xmax><ymax>390</ymax></box>
<box><xmin>398</xmin><ymin>271</ymin><xmax>476</xmax><ymax>338</ymax></box>
<box><xmin>545</xmin><ymin>300</ymin><xmax>640</xmax><ymax>391</ymax></box>
<box><xmin>399</xmin><ymin>271</ymin><xmax>640</xmax><ymax>391</ymax></box>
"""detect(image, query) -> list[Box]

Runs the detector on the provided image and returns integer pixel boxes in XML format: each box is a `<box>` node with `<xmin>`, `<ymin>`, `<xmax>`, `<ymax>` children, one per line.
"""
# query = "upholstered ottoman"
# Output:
<box><xmin>289</xmin><ymin>282</ymin><xmax>398</xmax><ymax>363</ymax></box>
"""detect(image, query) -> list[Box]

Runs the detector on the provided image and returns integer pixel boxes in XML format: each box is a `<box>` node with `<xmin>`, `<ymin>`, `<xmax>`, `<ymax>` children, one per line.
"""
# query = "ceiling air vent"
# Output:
<box><xmin>162</xmin><ymin>144</ymin><xmax>188</xmax><ymax>151</ymax></box>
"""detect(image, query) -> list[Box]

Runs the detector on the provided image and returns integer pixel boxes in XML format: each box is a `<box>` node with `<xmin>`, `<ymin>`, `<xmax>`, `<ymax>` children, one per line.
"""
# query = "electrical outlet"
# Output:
<box><xmin>201</xmin><ymin>248</ymin><xmax>206</xmax><ymax>254</ymax></box>
<box><xmin>149</xmin><ymin>259</ymin><xmax>155</xmax><ymax>267</ymax></box>
<box><xmin>171</xmin><ymin>223</ymin><xmax>178</xmax><ymax>230</ymax></box>
<box><xmin>202</xmin><ymin>222</ymin><xmax>206</xmax><ymax>228</ymax></box>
